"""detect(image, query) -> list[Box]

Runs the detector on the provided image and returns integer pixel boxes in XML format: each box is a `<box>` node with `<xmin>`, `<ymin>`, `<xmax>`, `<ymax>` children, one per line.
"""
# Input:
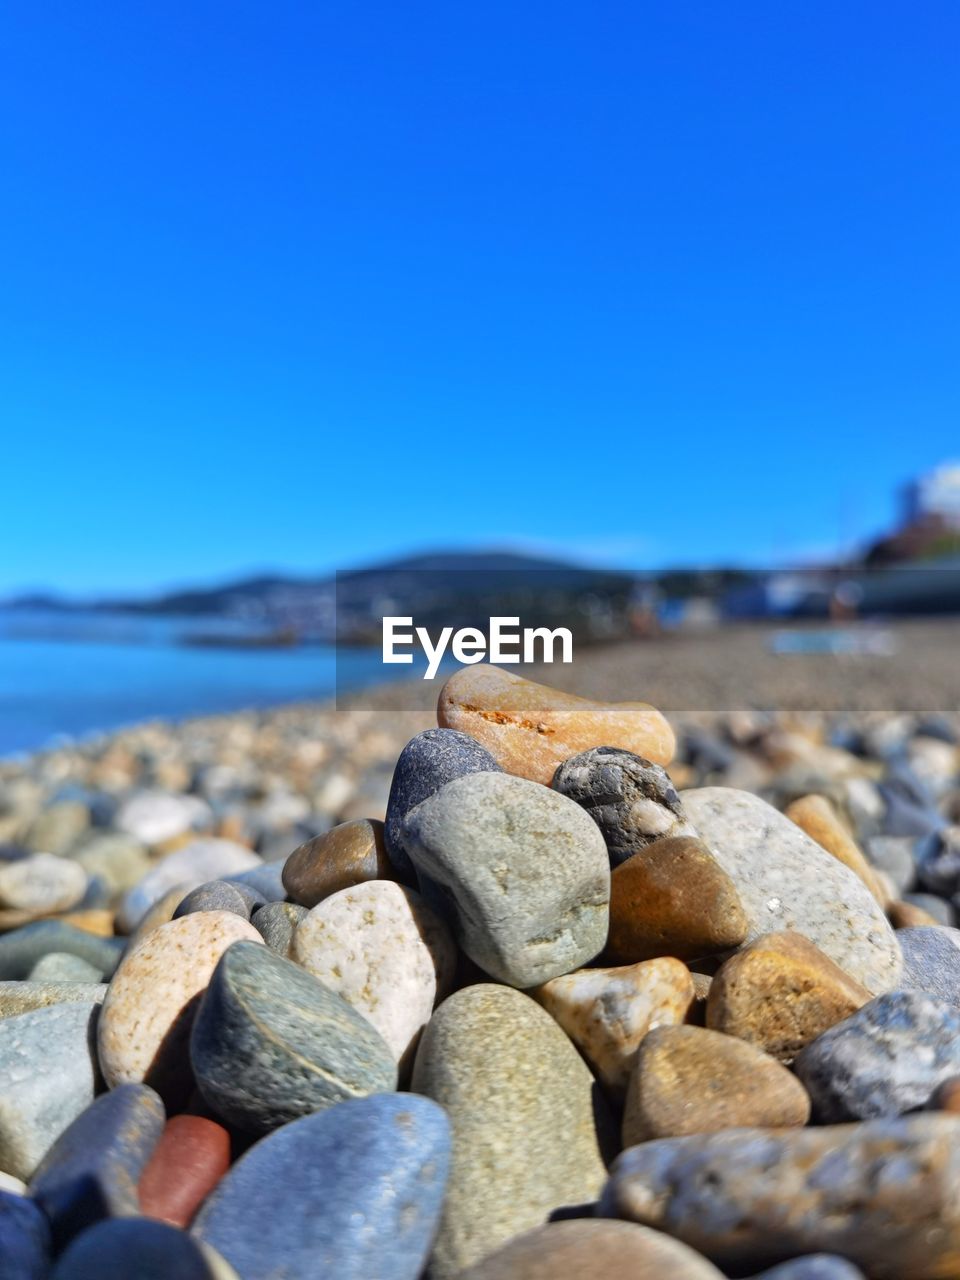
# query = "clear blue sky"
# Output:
<box><xmin>2</xmin><ymin>2</ymin><xmax>958</xmax><ymax>595</ymax></box>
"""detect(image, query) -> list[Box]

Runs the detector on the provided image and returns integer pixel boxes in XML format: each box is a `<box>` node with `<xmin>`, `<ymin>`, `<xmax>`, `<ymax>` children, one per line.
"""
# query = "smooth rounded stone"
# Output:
<box><xmin>411</xmin><ymin>984</ymin><xmax>612</xmax><ymax>1279</ymax></box>
<box><xmin>250</xmin><ymin>901</ymin><xmax>307</xmax><ymax>957</ymax></box>
<box><xmin>0</xmin><ymin>1170</ymin><xmax>27</xmax><ymax>1194</ymax></box>
<box><xmin>879</xmin><ymin>776</ymin><xmax>946</xmax><ymax>840</ymax></box>
<box><xmin>897</xmin><ymin>925</ymin><xmax>960</xmax><ymax>1005</ymax></box>
<box><xmin>52</xmin><ymin>1217</ymin><xmax>238</xmax><ymax>1280</ymax></box>
<box><xmin>903</xmin><ymin>890</ymin><xmax>955</xmax><ymax>926</ymax></box>
<box><xmin>552</xmin><ymin>747</ymin><xmax>696</xmax><ymax>865</ymax></box>
<box><xmin>0</xmin><ymin>853</ymin><xmax>87</xmax><ymax>915</ymax></box>
<box><xmin>224</xmin><ymin>858</ymin><xmax>286</xmax><ymax>903</ymax></box>
<box><xmin>293</xmin><ymin>880</ymin><xmax>455</xmax><ymax>1066</ymax></box>
<box><xmin>24</xmin><ymin>802</ymin><xmax>91</xmax><ymax>855</ymax></box>
<box><xmin>681</xmin><ymin>788</ymin><xmax>902</xmax><ymax>996</ymax></box>
<box><xmin>437</xmin><ymin>664</ymin><xmax>675</xmax><ymax>785</ymax></box>
<box><xmin>98</xmin><ymin>912</ymin><xmax>263</xmax><ymax>1105</ymax></box>
<box><xmin>127</xmin><ymin>885</ymin><xmax>192</xmax><ymax>948</ymax></box>
<box><xmin>707</xmin><ymin>932</ymin><xmax>872</xmax><ymax>1062</ymax></box>
<box><xmin>456</xmin><ymin>1219</ymin><xmax>727</xmax><ymax>1279</ymax></box>
<box><xmin>30</xmin><ymin>1082</ymin><xmax>165</xmax><ymax>1248</ymax></box>
<box><xmin>117</xmin><ymin>839</ymin><xmax>261</xmax><ymax>934</ymax></box>
<box><xmin>0</xmin><ymin>981</ymin><xmax>107</xmax><ymax>1018</ymax></box>
<box><xmin>622</xmin><ymin>1025</ymin><xmax>810</xmax><ymax>1144</ymax></box>
<box><xmin>918</xmin><ymin>827</ymin><xmax>960</xmax><ymax>895</ymax></box>
<box><xmin>115</xmin><ymin>791</ymin><xmax>213</xmax><ymax>846</ymax></box>
<box><xmin>384</xmin><ymin>729</ymin><xmax>503</xmax><ymax>880</ymax></box>
<box><xmin>72</xmin><ymin>833</ymin><xmax>152</xmax><ymax>897</ymax></box>
<box><xmin>173</xmin><ymin>879</ymin><xmax>257</xmax><ymax>921</ymax></box>
<box><xmin>191</xmin><ymin>940</ymin><xmax>397</xmax><ymax>1133</ymax></box>
<box><xmin>139</xmin><ymin>1114</ymin><xmax>232</xmax><ymax>1229</ymax></box>
<box><xmin>27</xmin><ymin>951</ymin><xmax>104</xmax><ymax>983</ymax></box>
<box><xmin>0</xmin><ymin>1191</ymin><xmax>51</xmax><ymax>1280</ymax></box>
<box><xmin>750</xmin><ymin>1260</ymin><xmax>866</xmax><ymax>1280</ymax></box>
<box><xmin>888</xmin><ymin>898</ymin><xmax>941</xmax><ymax>928</ymax></box>
<box><xmin>795</xmin><ymin>989</ymin><xmax>960</xmax><ymax>1120</ymax></box>
<box><xmin>865</xmin><ymin>835</ymin><xmax>917</xmax><ymax>895</ymax></box>
<box><xmin>193</xmin><ymin>1093</ymin><xmax>450</xmax><ymax>1280</ymax></box>
<box><xmin>606</xmin><ymin>835</ymin><xmax>748</xmax><ymax>963</ymax></box>
<box><xmin>282</xmin><ymin>819</ymin><xmax>395</xmax><ymax>907</ymax></box>
<box><xmin>784</xmin><ymin>795</ymin><xmax>884</xmax><ymax>901</ymax></box>
<box><xmin>930</xmin><ymin>1076</ymin><xmax>960</xmax><ymax>1112</ymax></box>
<box><xmin>401</xmin><ymin>772</ymin><xmax>609</xmax><ymax>988</ymax></box>
<box><xmin>0</xmin><ymin>1002</ymin><xmax>101</xmax><ymax>1180</ymax></box>
<box><xmin>599</xmin><ymin>1114</ymin><xmax>960</xmax><ymax>1279</ymax></box>
<box><xmin>531</xmin><ymin>958</ymin><xmax>695</xmax><ymax>1097</ymax></box>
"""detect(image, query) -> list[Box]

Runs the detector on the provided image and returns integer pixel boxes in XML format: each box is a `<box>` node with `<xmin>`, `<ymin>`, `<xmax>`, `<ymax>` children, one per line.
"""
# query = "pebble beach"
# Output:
<box><xmin>1</xmin><ymin>626</ymin><xmax>960</xmax><ymax>1278</ymax></box>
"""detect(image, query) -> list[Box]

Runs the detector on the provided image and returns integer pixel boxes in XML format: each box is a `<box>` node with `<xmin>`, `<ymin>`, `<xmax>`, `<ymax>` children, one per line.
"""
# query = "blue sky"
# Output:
<box><xmin>1</xmin><ymin>2</ymin><xmax>958</xmax><ymax>595</ymax></box>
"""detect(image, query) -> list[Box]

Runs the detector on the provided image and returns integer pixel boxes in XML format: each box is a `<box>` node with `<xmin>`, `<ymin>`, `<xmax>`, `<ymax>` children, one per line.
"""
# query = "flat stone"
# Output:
<box><xmin>681</xmin><ymin>789</ymin><xmax>902</xmax><ymax>995</ymax></box>
<box><xmin>599</xmin><ymin>1114</ymin><xmax>960</xmax><ymax>1279</ymax></box>
<box><xmin>139</xmin><ymin>1114</ymin><xmax>231</xmax><ymax>1229</ymax></box>
<box><xmin>784</xmin><ymin>795</ymin><xmax>885</xmax><ymax>902</ymax></box>
<box><xmin>31</xmin><ymin>1082</ymin><xmax>165</xmax><ymax>1248</ymax></box>
<box><xmin>191</xmin><ymin>940</ymin><xmax>397</xmax><ymax>1133</ymax></box>
<box><xmin>385</xmin><ymin>728</ymin><xmax>503</xmax><ymax>879</ymax></box>
<box><xmin>293</xmin><ymin>880</ymin><xmax>455</xmax><ymax>1066</ymax></box>
<box><xmin>865</xmin><ymin>836</ymin><xmax>917</xmax><ymax>895</ymax></box>
<box><xmin>457</xmin><ymin>1219</ymin><xmax>726</xmax><ymax>1279</ymax></box>
<box><xmin>282</xmin><ymin>818</ymin><xmax>395</xmax><ymax>906</ymax></box>
<box><xmin>750</xmin><ymin>1260</ymin><xmax>867</xmax><ymax>1280</ymax></box>
<box><xmin>707</xmin><ymin>932</ymin><xmax>872</xmax><ymax>1062</ymax></box>
<box><xmin>118</xmin><ymin>839</ymin><xmax>261</xmax><ymax>933</ymax></box>
<box><xmin>0</xmin><ymin>981</ymin><xmax>107</xmax><ymax>1019</ymax></box>
<box><xmin>224</xmin><ymin>859</ymin><xmax>286</xmax><ymax>903</ymax></box>
<box><xmin>0</xmin><ymin>853</ymin><xmax>87</xmax><ymax>915</ymax></box>
<box><xmin>0</xmin><ymin>1002</ymin><xmax>101</xmax><ymax>1179</ymax></box>
<box><xmin>795</xmin><ymin>989</ymin><xmax>960</xmax><ymax>1120</ymax></box>
<box><xmin>24</xmin><ymin>802</ymin><xmax>90</xmax><ymax>855</ymax></box>
<box><xmin>903</xmin><ymin>891</ymin><xmax>955</xmax><ymax>925</ymax></box>
<box><xmin>52</xmin><ymin>1217</ymin><xmax>238</xmax><ymax>1279</ymax></box>
<box><xmin>28</xmin><ymin>952</ymin><xmax>104</xmax><ymax>983</ymax></box>
<box><xmin>72</xmin><ymin>833</ymin><xmax>152</xmax><ymax>898</ymax></box>
<box><xmin>897</xmin><ymin>925</ymin><xmax>960</xmax><ymax>1005</ymax></box>
<box><xmin>193</xmin><ymin>1093</ymin><xmax>450</xmax><ymax>1280</ymax></box>
<box><xmin>552</xmin><ymin>748</ymin><xmax>696</xmax><ymax>864</ymax></box>
<box><xmin>0</xmin><ymin>1191</ymin><xmax>51</xmax><ymax>1280</ymax></box>
<box><xmin>411</xmin><ymin>984</ymin><xmax>612</xmax><ymax>1278</ymax></box>
<box><xmin>173</xmin><ymin>880</ymin><xmax>258</xmax><ymax>921</ymax></box>
<box><xmin>250</xmin><ymin>901</ymin><xmax>306</xmax><ymax>957</ymax></box>
<box><xmin>606</xmin><ymin>835</ymin><xmax>748</xmax><ymax>963</ymax></box>
<box><xmin>622</xmin><ymin>1025</ymin><xmax>810</xmax><ymax>1144</ymax></box>
<box><xmin>0</xmin><ymin>921</ymin><xmax>123</xmax><ymax>980</ymax></box>
<box><xmin>115</xmin><ymin>792</ymin><xmax>213</xmax><ymax>846</ymax></box>
<box><xmin>98</xmin><ymin>911</ymin><xmax>263</xmax><ymax>1106</ymax></box>
<box><xmin>531</xmin><ymin>958</ymin><xmax>695</xmax><ymax>1098</ymax></box>
<box><xmin>401</xmin><ymin>772</ymin><xmax>609</xmax><ymax>988</ymax></box>
<box><xmin>437</xmin><ymin>664</ymin><xmax>675</xmax><ymax>785</ymax></box>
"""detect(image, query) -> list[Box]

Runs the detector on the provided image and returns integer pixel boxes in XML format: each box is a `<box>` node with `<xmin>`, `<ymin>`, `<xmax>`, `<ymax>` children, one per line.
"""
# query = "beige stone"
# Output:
<box><xmin>0</xmin><ymin>853</ymin><xmax>86</xmax><ymax>915</ymax></box>
<box><xmin>784</xmin><ymin>793</ymin><xmax>886</xmax><ymax>903</ymax></box>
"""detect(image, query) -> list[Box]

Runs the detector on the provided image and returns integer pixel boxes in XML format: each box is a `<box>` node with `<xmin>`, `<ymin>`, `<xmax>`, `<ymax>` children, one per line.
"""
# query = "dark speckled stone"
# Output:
<box><xmin>190</xmin><ymin>941</ymin><xmax>397</xmax><ymax>1134</ymax></box>
<box><xmin>0</xmin><ymin>1192</ymin><xmax>51</xmax><ymax>1280</ymax></box>
<box><xmin>192</xmin><ymin>1093</ymin><xmax>450</xmax><ymax>1280</ymax></box>
<box><xmin>31</xmin><ymin>1082</ymin><xmax>165</xmax><ymax>1248</ymax></box>
<box><xmin>173</xmin><ymin>880</ymin><xmax>258</xmax><ymax>921</ymax></box>
<box><xmin>897</xmin><ymin>927</ymin><xmax>960</xmax><ymax>1006</ymax></box>
<box><xmin>385</xmin><ymin>729</ymin><xmax>502</xmax><ymax>878</ymax></box>
<box><xmin>250</xmin><ymin>901</ymin><xmax>307</xmax><ymax>957</ymax></box>
<box><xmin>52</xmin><ymin>1217</ymin><xmax>234</xmax><ymax>1279</ymax></box>
<box><xmin>0</xmin><ymin>922</ymin><xmax>124</xmax><ymax>980</ymax></box>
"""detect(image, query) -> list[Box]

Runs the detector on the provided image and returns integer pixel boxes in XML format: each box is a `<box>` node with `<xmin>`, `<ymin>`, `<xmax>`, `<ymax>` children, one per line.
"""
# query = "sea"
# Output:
<box><xmin>0</xmin><ymin>608</ymin><xmax>396</xmax><ymax>759</ymax></box>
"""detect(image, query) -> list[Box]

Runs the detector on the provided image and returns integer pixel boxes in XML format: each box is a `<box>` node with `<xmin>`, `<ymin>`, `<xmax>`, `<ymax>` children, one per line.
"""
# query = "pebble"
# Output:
<box><xmin>191</xmin><ymin>940</ymin><xmax>397</xmax><ymax>1133</ymax></box>
<box><xmin>903</xmin><ymin>890</ymin><xmax>955</xmax><ymax>925</ymax></box>
<box><xmin>917</xmin><ymin>827</ymin><xmax>960</xmax><ymax>895</ymax></box>
<box><xmin>897</xmin><ymin>925</ymin><xmax>960</xmax><ymax>1004</ymax></box>
<box><xmin>51</xmin><ymin>1217</ymin><xmax>238</xmax><ymax>1279</ymax></box>
<box><xmin>24</xmin><ymin>801</ymin><xmax>90</xmax><ymax>855</ymax></box>
<box><xmin>865</xmin><ymin>835</ymin><xmax>917</xmax><ymax>895</ymax></box>
<box><xmin>681</xmin><ymin>788</ymin><xmax>903</xmax><ymax>995</ymax></box>
<box><xmin>384</xmin><ymin>727</ymin><xmax>503</xmax><ymax>879</ymax></box>
<box><xmin>888</xmin><ymin>898</ymin><xmax>940</xmax><ymax>927</ymax></box>
<box><xmin>0</xmin><ymin>1191</ymin><xmax>51</xmax><ymax>1280</ymax></box>
<box><xmin>551</xmin><ymin>747</ymin><xmax>695</xmax><ymax>864</ymax></box>
<box><xmin>173</xmin><ymin>879</ymin><xmax>260</xmax><ymax>921</ymax></box>
<box><xmin>795</xmin><ymin>990</ymin><xmax>960</xmax><ymax>1120</ymax></box>
<box><xmin>117</xmin><ymin>838</ymin><xmax>261</xmax><ymax>933</ymax></box>
<box><xmin>457</xmin><ymin>1219</ymin><xmax>727</xmax><ymax>1279</ymax></box>
<box><xmin>98</xmin><ymin>911</ymin><xmax>263</xmax><ymax>1106</ymax></box>
<box><xmin>30</xmin><ymin>1082</ymin><xmax>165</xmax><ymax>1248</ymax></box>
<box><xmin>783</xmin><ymin>794</ymin><xmax>884</xmax><ymax>901</ymax></box>
<box><xmin>622</xmin><ymin>1025</ymin><xmax>810</xmax><ymax>1144</ymax></box>
<box><xmin>599</xmin><ymin>1113</ymin><xmax>960</xmax><ymax>1279</ymax></box>
<box><xmin>411</xmin><ymin>984</ymin><xmax>612</xmax><ymax>1278</ymax></box>
<box><xmin>27</xmin><ymin>951</ymin><xmax>104</xmax><ymax>983</ymax></box>
<box><xmin>750</xmin><ymin>1260</ymin><xmax>867</xmax><ymax>1280</ymax></box>
<box><xmin>606</xmin><ymin>835</ymin><xmax>748</xmax><ymax>963</ymax></box>
<box><xmin>193</xmin><ymin>1093</ymin><xmax>450</xmax><ymax>1280</ymax></box>
<box><xmin>0</xmin><ymin>980</ymin><xmax>107</xmax><ymax>1018</ymax></box>
<box><xmin>531</xmin><ymin>957</ymin><xmax>695</xmax><ymax>1097</ymax></box>
<box><xmin>115</xmin><ymin>791</ymin><xmax>213</xmax><ymax>845</ymax></box>
<box><xmin>706</xmin><ymin>932</ymin><xmax>872</xmax><ymax>1061</ymax></box>
<box><xmin>0</xmin><ymin>853</ymin><xmax>87</xmax><ymax>916</ymax></box>
<box><xmin>437</xmin><ymin>664</ymin><xmax>675</xmax><ymax>785</ymax></box>
<box><xmin>139</xmin><ymin>1114</ymin><xmax>232</xmax><ymax>1228</ymax></box>
<box><xmin>401</xmin><ymin>772</ymin><xmax>609</xmax><ymax>987</ymax></box>
<box><xmin>224</xmin><ymin>858</ymin><xmax>287</xmax><ymax>903</ymax></box>
<box><xmin>282</xmin><ymin>818</ymin><xmax>396</xmax><ymax>906</ymax></box>
<box><xmin>293</xmin><ymin>880</ymin><xmax>455</xmax><ymax>1066</ymax></box>
<box><xmin>250</xmin><ymin>901</ymin><xmax>306</xmax><ymax>957</ymax></box>
<box><xmin>72</xmin><ymin>833</ymin><xmax>152</xmax><ymax>897</ymax></box>
<box><xmin>0</xmin><ymin>1002</ymin><xmax>101</xmax><ymax>1179</ymax></box>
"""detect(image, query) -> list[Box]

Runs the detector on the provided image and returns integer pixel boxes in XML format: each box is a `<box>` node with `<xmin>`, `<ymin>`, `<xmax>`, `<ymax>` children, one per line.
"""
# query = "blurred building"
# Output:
<box><xmin>903</xmin><ymin>463</ymin><xmax>960</xmax><ymax>527</ymax></box>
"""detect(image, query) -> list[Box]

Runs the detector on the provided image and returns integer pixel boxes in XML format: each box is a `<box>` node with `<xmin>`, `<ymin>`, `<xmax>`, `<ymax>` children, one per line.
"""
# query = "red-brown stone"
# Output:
<box><xmin>138</xmin><ymin>1114</ymin><xmax>231</xmax><ymax>1228</ymax></box>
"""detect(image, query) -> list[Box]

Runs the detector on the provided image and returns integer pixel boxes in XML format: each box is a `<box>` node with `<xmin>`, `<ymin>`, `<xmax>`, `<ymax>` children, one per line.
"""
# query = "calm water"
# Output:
<box><xmin>0</xmin><ymin>610</ymin><xmax>392</xmax><ymax>758</ymax></box>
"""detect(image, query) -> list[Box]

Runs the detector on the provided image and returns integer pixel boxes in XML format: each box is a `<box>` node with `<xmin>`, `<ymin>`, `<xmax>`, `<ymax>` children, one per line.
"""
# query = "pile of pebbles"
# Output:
<box><xmin>0</xmin><ymin>665</ymin><xmax>959</xmax><ymax>1278</ymax></box>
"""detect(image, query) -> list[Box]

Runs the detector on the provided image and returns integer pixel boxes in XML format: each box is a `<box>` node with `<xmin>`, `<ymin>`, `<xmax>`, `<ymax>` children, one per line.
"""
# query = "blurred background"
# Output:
<box><xmin>2</xmin><ymin>2</ymin><xmax>959</xmax><ymax>756</ymax></box>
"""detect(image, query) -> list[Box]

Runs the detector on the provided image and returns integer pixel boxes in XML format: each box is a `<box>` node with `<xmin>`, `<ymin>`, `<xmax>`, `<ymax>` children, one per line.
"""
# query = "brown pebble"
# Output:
<box><xmin>281</xmin><ymin>819</ymin><xmax>394</xmax><ymax>907</ymax></box>
<box><xmin>889</xmin><ymin>899</ymin><xmax>941</xmax><ymax>928</ymax></box>
<box><xmin>785</xmin><ymin>794</ymin><xmax>886</xmax><ymax>904</ymax></box>
<box><xmin>930</xmin><ymin>1077</ymin><xmax>960</xmax><ymax>1113</ymax></box>
<box><xmin>138</xmin><ymin>1113</ymin><xmax>231</xmax><ymax>1227</ymax></box>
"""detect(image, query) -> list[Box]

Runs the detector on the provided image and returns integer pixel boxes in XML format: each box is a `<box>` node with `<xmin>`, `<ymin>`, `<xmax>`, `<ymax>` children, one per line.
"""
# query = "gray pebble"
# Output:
<box><xmin>751</xmin><ymin>1259</ymin><xmax>866</xmax><ymax>1280</ymax></box>
<box><xmin>865</xmin><ymin>836</ymin><xmax>916</xmax><ymax>895</ymax></box>
<box><xmin>897</xmin><ymin>927</ymin><xmax>960</xmax><ymax>1006</ymax></box>
<box><xmin>251</xmin><ymin>901</ymin><xmax>307</xmax><ymax>957</ymax></box>
<box><xmin>173</xmin><ymin>880</ymin><xmax>256</xmax><ymax>921</ymax></box>
<box><xmin>904</xmin><ymin>892</ymin><xmax>955</xmax><ymax>926</ymax></box>
<box><xmin>27</xmin><ymin>952</ymin><xmax>104</xmax><ymax>983</ymax></box>
<box><xmin>0</xmin><ymin>921</ymin><xmax>124</xmax><ymax>980</ymax></box>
